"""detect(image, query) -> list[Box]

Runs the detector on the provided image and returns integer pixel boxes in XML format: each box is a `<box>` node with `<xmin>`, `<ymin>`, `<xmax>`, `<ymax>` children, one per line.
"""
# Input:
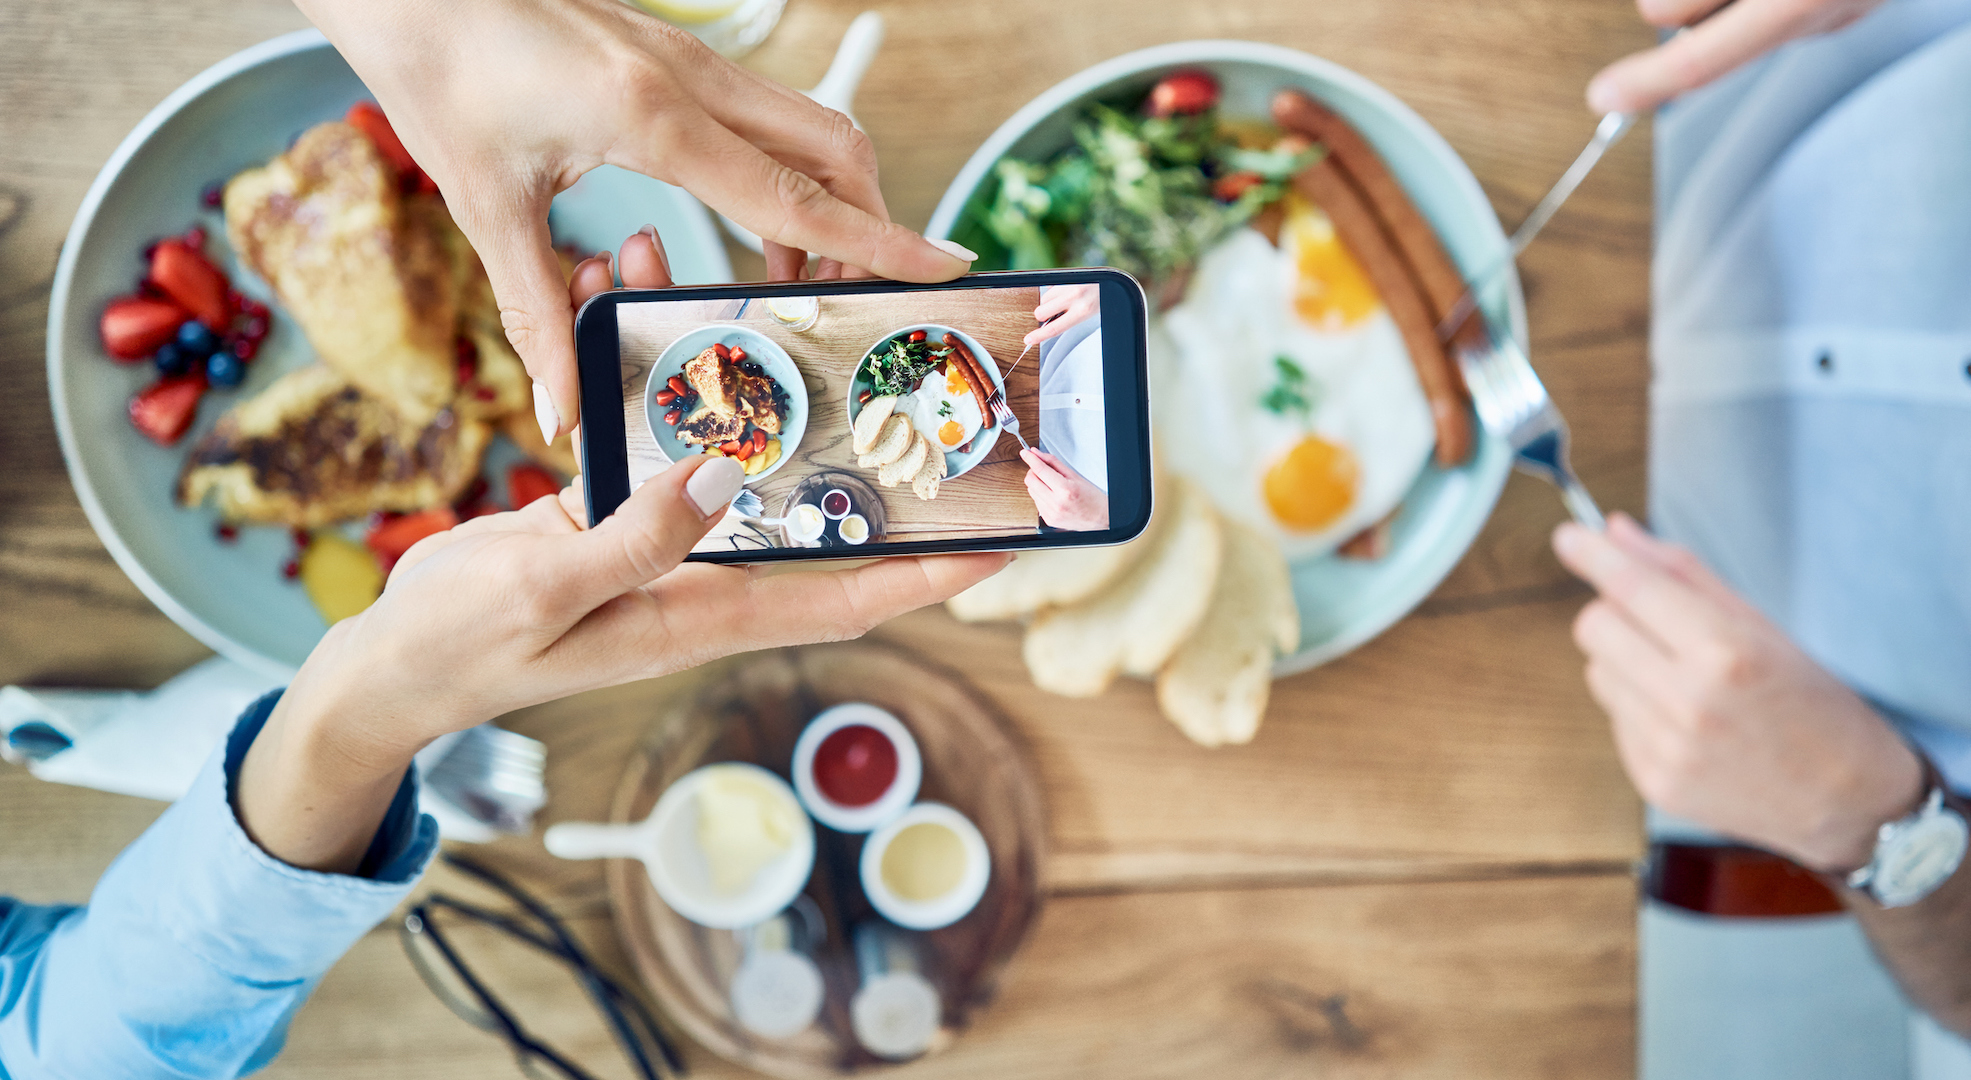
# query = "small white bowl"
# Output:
<box><xmin>790</xmin><ymin>703</ymin><xmax>921</xmax><ymax>833</ymax></box>
<box><xmin>544</xmin><ymin>762</ymin><xmax>814</xmax><ymax>930</ymax></box>
<box><xmin>859</xmin><ymin>803</ymin><xmax>991</xmax><ymax>931</ymax></box>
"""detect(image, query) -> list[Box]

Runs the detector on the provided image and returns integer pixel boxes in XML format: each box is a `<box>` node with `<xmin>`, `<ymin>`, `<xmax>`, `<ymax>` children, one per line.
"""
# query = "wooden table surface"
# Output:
<box><xmin>618</xmin><ymin>287</ymin><xmax>1045</xmax><ymax>547</ymax></box>
<box><xmin>0</xmin><ymin>0</ymin><xmax>1654</xmax><ymax>1076</ymax></box>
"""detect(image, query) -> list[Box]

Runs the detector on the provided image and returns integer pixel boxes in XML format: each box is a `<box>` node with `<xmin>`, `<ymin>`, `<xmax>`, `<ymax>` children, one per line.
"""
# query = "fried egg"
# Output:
<box><xmin>901</xmin><ymin>362</ymin><xmax>984</xmax><ymax>452</ymax></box>
<box><xmin>1155</xmin><ymin>194</ymin><xmax>1435</xmax><ymax>560</ymax></box>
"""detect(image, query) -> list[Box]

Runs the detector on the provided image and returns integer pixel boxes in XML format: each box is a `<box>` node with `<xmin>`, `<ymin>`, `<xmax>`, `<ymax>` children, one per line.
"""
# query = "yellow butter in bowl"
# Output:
<box><xmin>881</xmin><ymin>822</ymin><xmax>967</xmax><ymax>902</ymax></box>
<box><xmin>696</xmin><ymin>769</ymin><xmax>800</xmax><ymax>895</ymax></box>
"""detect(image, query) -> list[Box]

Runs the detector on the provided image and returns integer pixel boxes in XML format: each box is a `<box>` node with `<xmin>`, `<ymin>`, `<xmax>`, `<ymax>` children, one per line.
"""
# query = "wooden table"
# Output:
<box><xmin>617</xmin><ymin>288</ymin><xmax>1045</xmax><ymax>548</ymax></box>
<box><xmin>0</xmin><ymin>0</ymin><xmax>1654</xmax><ymax>1076</ymax></box>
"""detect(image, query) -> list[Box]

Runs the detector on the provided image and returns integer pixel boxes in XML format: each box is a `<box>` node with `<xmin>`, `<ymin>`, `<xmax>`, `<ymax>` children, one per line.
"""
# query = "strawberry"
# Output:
<box><xmin>101</xmin><ymin>296</ymin><xmax>189</xmax><ymax>361</ymax></box>
<box><xmin>149</xmin><ymin>240</ymin><xmax>230</xmax><ymax>329</ymax></box>
<box><xmin>507</xmin><ymin>464</ymin><xmax>561</xmax><ymax>509</ymax></box>
<box><xmin>345</xmin><ymin>101</ymin><xmax>437</xmax><ymax>195</ymax></box>
<box><xmin>365</xmin><ymin>507</ymin><xmax>458</xmax><ymax>571</ymax></box>
<box><xmin>1147</xmin><ymin>70</ymin><xmax>1219</xmax><ymax>117</ymax></box>
<box><xmin>129</xmin><ymin>375</ymin><xmax>206</xmax><ymax>446</ymax></box>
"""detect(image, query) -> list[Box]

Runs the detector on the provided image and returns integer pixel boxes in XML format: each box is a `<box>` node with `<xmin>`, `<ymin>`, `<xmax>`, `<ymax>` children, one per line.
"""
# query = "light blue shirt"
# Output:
<box><xmin>1650</xmin><ymin>0</ymin><xmax>1971</xmax><ymax>780</ymax></box>
<box><xmin>1035</xmin><ymin>287</ymin><xmax>1108</xmax><ymax>493</ymax></box>
<box><xmin>0</xmin><ymin>691</ymin><xmax>437</xmax><ymax>1078</ymax></box>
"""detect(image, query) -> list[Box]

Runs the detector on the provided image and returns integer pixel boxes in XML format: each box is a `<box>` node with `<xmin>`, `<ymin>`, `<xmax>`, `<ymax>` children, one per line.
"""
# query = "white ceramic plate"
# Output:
<box><xmin>926</xmin><ymin>41</ymin><xmax>1520</xmax><ymax>675</ymax></box>
<box><xmin>845</xmin><ymin>323</ymin><xmax>1003</xmax><ymax>480</ymax></box>
<box><xmin>47</xmin><ymin>30</ymin><xmax>732</xmax><ymax>678</ymax></box>
<box><xmin>642</xmin><ymin>325</ymin><xmax>807</xmax><ymax>483</ymax></box>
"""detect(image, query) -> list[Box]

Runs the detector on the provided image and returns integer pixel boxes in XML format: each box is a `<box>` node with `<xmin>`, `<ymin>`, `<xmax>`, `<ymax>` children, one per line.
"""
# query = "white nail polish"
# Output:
<box><xmin>533</xmin><ymin>381</ymin><xmax>559</xmax><ymax>445</ymax></box>
<box><xmin>927</xmin><ymin>238</ymin><xmax>978</xmax><ymax>263</ymax></box>
<box><xmin>686</xmin><ymin>457</ymin><xmax>745</xmax><ymax>519</ymax></box>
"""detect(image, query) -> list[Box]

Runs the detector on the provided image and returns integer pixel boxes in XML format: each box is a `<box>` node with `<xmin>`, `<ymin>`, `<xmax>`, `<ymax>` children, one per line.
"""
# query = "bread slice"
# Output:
<box><xmin>878</xmin><ymin>432</ymin><xmax>931</xmax><ymax>487</ymax></box>
<box><xmin>1021</xmin><ymin>476</ymin><xmax>1223</xmax><ymax>696</ymax></box>
<box><xmin>1155</xmin><ymin>517</ymin><xmax>1300</xmax><ymax>746</ymax></box>
<box><xmin>946</xmin><ymin>543</ymin><xmax>1139</xmax><ymax>621</ymax></box>
<box><xmin>911</xmin><ymin>441</ymin><xmax>948</xmax><ymax>500</ymax></box>
<box><xmin>852</xmin><ymin>396</ymin><xmax>899</xmax><ymax>454</ymax></box>
<box><xmin>858</xmin><ymin>415</ymin><xmax>914</xmax><ymax>469</ymax></box>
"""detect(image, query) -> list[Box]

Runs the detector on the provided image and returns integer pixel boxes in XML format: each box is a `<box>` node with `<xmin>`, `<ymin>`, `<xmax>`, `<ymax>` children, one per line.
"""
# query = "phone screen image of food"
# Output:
<box><xmin>616</xmin><ymin>284</ymin><xmax>1111</xmax><ymax>553</ymax></box>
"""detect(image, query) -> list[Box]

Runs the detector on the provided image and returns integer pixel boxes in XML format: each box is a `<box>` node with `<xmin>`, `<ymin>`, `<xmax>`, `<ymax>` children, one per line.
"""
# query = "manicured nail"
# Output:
<box><xmin>686</xmin><ymin>457</ymin><xmax>745</xmax><ymax>519</ymax></box>
<box><xmin>533</xmin><ymin>381</ymin><xmax>559</xmax><ymax>444</ymax></box>
<box><xmin>639</xmin><ymin>224</ymin><xmax>671</xmax><ymax>277</ymax></box>
<box><xmin>927</xmin><ymin>238</ymin><xmax>978</xmax><ymax>262</ymax></box>
<box><xmin>1553</xmin><ymin>522</ymin><xmax>1584</xmax><ymax>558</ymax></box>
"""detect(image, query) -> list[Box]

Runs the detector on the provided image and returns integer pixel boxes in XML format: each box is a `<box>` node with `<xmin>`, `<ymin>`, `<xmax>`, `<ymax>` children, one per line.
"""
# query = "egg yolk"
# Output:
<box><xmin>1284</xmin><ymin>194</ymin><xmax>1381</xmax><ymax>331</ymax></box>
<box><xmin>945</xmin><ymin>364</ymin><xmax>969</xmax><ymax>395</ymax></box>
<box><xmin>1263</xmin><ymin>435</ymin><xmax>1360</xmax><ymax>531</ymax></box>
<box><xmin>938</xmin><ymin>420</ymin><xmax>965</xmax><ymax>446</ymax></box>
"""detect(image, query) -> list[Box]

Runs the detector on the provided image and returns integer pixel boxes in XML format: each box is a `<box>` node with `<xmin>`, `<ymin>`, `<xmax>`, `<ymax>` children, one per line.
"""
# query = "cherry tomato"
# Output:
<box><xmin>1147</xmin><ymin>70</ymin><xmax>1219</xmax><ymax>117</ymax></box>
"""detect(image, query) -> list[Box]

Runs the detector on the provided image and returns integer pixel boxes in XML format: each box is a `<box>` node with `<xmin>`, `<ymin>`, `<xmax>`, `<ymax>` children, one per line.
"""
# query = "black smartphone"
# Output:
<box><xmin>574</xmin><ymin>269</ymin><xmax>1152</xmax><ymax>563</ymax></box>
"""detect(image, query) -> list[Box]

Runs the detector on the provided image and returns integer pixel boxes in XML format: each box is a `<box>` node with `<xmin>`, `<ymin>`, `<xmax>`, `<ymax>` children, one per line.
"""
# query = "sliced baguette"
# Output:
<box><xmin>878</xmin><ymin>432</ymin><xmax>931</xmax><ymax>487</ymax></box>
<box><xmin>851</xmin><ymin>396</ymin><xmax>899</xmax><ymax>454</ymax></box>
<box><xmin>1021</xmin><ymin>476</ymin><xmax>1223</xmax><ymax>696</ymax></box>
<box><xmin>911</xmin><ymin>440</ymin><xmax>948</xmax><ymax>500</ymax></box>
<box><xmin>857</xmin><ymin>415</ymin><xmax>914</xmax><ymax>469</ymax></box>
<box><xmin>946</xmin><ymin>543</ymin><xmax>1138</xmax><ymax>621</ymax></box>
<box><xmin>1155</xmin><ymin>517</ymin><xmax>1300</xmax><ymax>746</ymax></box>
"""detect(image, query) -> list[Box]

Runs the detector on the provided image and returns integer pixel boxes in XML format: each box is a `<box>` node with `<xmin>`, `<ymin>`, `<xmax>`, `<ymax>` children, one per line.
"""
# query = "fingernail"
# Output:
<box><xmin>1553</xmin><ymin>522</ymin><xmax>1583</xmax><ymax>557</ymax></box>
<box><xmin>1586</xmin><ymin>76</ymin><xmax>1620</xmax><ymax>115</ymax></box>
<box><xmin>533</xmin><ymin>381</ymin><xmax>560</xmax><ymax>444</ymax></box>
<box><xmin>927</xmin><ymin>238</ymin><xmax>978</xmax><ymax>263</ymax></box>
<box><xmin>639</xmin><ymin>224</ymin><xmax>671</xmax><ymax>276</ymax></box>
<box><xmin>686</xmin><ymin>456</ymin><xmax>745</xmax><ymax>519</ymax></box>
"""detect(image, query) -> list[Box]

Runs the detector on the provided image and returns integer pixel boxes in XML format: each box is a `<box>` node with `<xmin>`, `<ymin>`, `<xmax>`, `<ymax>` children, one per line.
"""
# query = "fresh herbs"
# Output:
<box><xmin>967</xmin><ymin>95</ymin><xmax>1320</xmax><ymax>289</ymax></box>
<box><xmin>865</xmin><ymin>334</ymin><xmax>951</xmax><ymax>397</ymax></box>
<box><xmin>1261</xmin><ymin>355</ymin><xmax>1319</xmax><ymax>424</ymax></box>
<box><xmin>937</xmin><ymin>400</ymin><xmax>953</xmax><ymax>418</ymax></box>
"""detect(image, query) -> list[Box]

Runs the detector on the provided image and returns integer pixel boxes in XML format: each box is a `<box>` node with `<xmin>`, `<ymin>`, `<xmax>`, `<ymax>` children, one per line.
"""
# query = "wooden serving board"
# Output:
<box><xmin>605</xmin><ymin>642</ymin><xmax>1047</xmax><ymax>1078</ymax></box>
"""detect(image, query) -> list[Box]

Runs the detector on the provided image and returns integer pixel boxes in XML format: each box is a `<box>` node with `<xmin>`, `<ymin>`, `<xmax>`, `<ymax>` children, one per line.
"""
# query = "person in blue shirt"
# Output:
<box><xmin>1021</xmin><ymin>284</ymin><xmax>1109</xmax><ymax>532</ymax></box>
<box><xmin>0</xmin><ymin>1</ymin><xmax>1001</xmax><ymax>1073</ymax></box>
<box><xmin>1554</xmin><ymin>0</ymin><xmax>1971</xmax><ymax>1058</ymax></box>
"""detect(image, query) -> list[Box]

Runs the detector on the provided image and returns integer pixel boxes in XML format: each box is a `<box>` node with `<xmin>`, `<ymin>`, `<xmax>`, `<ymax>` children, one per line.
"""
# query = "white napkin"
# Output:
<box><xmin>0</xmin><ymin>656</ymin><xmax>506</xmax><ymax>842</ymax></box>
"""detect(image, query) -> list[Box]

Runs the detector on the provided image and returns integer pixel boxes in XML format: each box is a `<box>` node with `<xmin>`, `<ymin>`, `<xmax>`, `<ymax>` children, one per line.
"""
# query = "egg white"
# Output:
<box><xmin>1155</xmin><ymin>227</ymin><xmax>1436</xmax><ymax>560</ymax></box>
<box><xmin>900</xmin><ymin>365</ymin><xmax>984</xmax><ymax>452</ymax></box>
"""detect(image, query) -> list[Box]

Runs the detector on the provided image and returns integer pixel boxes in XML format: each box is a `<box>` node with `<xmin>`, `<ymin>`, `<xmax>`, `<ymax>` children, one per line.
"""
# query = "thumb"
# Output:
<box><xmin>558</xmin><ymin>456</ymin><xmax>745</xmax><ymax>613</ymax></box>
<box><xmin>456</xmin><ymin>193</ymin><xmax>580</xmax><ymax>439</ymax></box>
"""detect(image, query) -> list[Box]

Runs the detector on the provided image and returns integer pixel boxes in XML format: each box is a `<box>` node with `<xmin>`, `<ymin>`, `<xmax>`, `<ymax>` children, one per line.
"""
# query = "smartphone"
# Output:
<box><xmin>574</xmin><ymin>269</ymin><xmax>1152</xmax><ymax>563</ymax></box>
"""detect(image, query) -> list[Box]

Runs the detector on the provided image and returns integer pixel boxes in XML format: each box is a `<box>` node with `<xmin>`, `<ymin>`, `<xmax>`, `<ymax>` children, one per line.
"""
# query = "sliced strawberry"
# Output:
<box><xmin>365</xmin><ymin>507</ymin><xmax>458</xmax><ymax>571</ymax></box>
<box><xmin>101</xmin><ymin>296</ymin><xmax>189</xmax><ymax>361</ymax></box>
<box><xmin>1147</xmin><ymin>70</ymin><xmax>1219</xmax><ymax>117</ymax></box>
<box><xmin>129</xmin><ymin>375</ymin><xmax>206</xmax><ymax>446</ymax></box>
<box><xmin>149</xmin><ymin>240</ymin><xmax>230</xmax><ymax>329</ymax></box>
<box><xmin>507</xmin><ymin>464</ymin><xmax>561</xmax><ymax>509</ymax></box>
<box><xmin>345</xmin><ymin>102</ymin><xmax>419</xmax><ymax>177</ymax></box>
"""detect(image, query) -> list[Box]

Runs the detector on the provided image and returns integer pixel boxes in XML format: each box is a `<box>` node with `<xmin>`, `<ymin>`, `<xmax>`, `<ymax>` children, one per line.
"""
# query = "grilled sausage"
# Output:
<box><xmin>940</xmin><ymin>333</ymin><xmax>996</xmax><ymax>429</ymax></box>
<box><xmin>1294</xmin><ymin>158</ymin><xmax>1473</xmax><ymax>466</ymax></box>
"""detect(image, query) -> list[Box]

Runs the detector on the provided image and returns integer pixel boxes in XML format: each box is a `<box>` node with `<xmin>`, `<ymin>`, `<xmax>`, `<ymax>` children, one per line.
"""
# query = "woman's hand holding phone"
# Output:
<box><xmin>293</xmin><ymin>0</ymin><xmax>976</xmax><ymax>444</ymax></box>
<box><xmin>236</xmin><ymin>229</ymin><xmax>1006</xmax><ymax>877</ymax></box>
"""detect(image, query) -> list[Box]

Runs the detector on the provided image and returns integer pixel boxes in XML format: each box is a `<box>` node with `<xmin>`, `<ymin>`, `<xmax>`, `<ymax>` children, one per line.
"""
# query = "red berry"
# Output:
<box><xmin>149</xmin><ymin>239</ymin><xmax>230</xmax><ymax>329</ymax></box>
<box><xmin>184</xmin><ymin>225</ymin><xmax>207</xmax><ymax>250</ymax></box>
<box><xmin>231</xmin><ymin>338</ymin><xmax>257</xmax><ymax>362</ymax></box>
<box><xmin>1147</xmin><ymin>70</ymin><xmax>1219</xmax><ymax>117</ymax></box>
<box><xmin>472</xmin><ymin>386</ymin><xmax>496</xmax><ymax>402</ymax></box>
<box><xmin>215</xmin><ymin>522</ymin><xmax>239</xmax><ymax>542</ymax></box>
<box><xmin>506</xmin><ymin>464</ymin><xmax>560</xmax><ymax>509</ymax></box>
<box><xmin>101</xmin><ymin>296</ymin><xmax>191</xmax><ymax>361</ymax></box>
<box><xmin>128</xmin><ymin>374</ymin><xmax>206</xmax><ymax>445</ymax></box>
<box><xmin>365</xmin><ymin>507</ymin><xmax>458</xmax><ymax>571</ymax></box>
<box><xmin>344</xmin><ymin>102</ymin><xmax>421</xmax><ymax>178</ymax></box>
<box><xmin>290</xmin><ymin>527</ymin><xmax>311</xmax><ymax>549</ymax></box>
<box><xmin>243</xmin><ymin>316</ymin><xmax>269</xmax><ymax>341</ymax></box>
<box><xmin>281</xmin><ymin>558</ymin><xmax>301</xmax><ymax>580</ymax></box>
<box><xmin>200</xmin><ymin>182</ymin><xmax>225</xmax><ymax>209</ymax></box>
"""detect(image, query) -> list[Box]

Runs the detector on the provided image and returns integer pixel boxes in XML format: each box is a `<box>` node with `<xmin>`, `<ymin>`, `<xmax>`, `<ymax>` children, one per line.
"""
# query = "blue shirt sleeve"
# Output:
<box><xmin>0</xmin><ymin>690</ymin><xmax>438</xmax><ymax>1079</ymax></box>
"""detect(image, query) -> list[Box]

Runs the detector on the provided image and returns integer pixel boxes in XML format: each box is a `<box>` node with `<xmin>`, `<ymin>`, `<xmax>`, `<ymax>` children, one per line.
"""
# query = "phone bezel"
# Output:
<box><xmin>575</xmin><ymin>268</ymin><xmax>1153</xmax><ymax>563</ymax></box>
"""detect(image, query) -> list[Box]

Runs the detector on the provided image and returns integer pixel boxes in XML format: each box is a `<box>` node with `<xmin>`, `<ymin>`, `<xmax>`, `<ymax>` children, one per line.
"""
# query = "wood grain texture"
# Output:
<box><xmin>0</xmin><ymin>0</ymin><xmax>1654</xmax><ymax>1074</ymax></box>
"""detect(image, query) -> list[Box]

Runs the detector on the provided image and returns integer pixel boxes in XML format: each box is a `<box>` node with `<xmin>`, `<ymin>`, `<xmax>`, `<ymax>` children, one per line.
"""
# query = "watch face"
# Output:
<box><xmin>1876</xmin><ymin>809</ymin><xmax>1970</xmax><ymax>908</ymax></box>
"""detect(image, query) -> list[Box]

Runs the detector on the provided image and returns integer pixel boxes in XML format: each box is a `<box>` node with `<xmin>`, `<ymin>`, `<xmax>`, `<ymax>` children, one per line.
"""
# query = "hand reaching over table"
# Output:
<box><xmin>237</xmin><ymin>228</ymin><xmax>1007</xmax><ymax>876</ymax></box>
<box><xmin>1588</xmin><ymin>0</ymin><xmax>1886</xmax><ymax>113</ymax></box>
<box><xmin>1024</xmin><ymin>283</ymin><xmax>1101</xmax><ymax>349</ymax></box>
<box><xmin>1553</xmin><ymin>513</ymin><xmax>1921</xmax><ymax>873</ymax></box>
<box><xmin>1022</xmin><ymin>448</ymin><xmax>1109</xmax><ymax>532</ymax></box>
<box><xmin>292</xmin><ymin>0</ymin><xmax>976</xmax><ymax>445</ymax></box>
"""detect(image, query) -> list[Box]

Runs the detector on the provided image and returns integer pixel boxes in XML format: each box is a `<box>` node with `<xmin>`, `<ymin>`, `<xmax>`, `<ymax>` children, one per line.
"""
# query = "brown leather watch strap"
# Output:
<box><xmin>1645</xmin><ymin>842</ymin><xmax>1843</xmax><ymax>917</ymax></box>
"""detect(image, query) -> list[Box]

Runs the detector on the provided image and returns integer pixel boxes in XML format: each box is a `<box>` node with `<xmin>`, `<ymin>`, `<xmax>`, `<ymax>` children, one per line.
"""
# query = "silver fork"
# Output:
<box><xmin>986</xmin><ymin>342</ymin><xmax>1032</xmax><ymax>449</ymax></box>
<box><xmin>422</xmin><ymin>723</ymin><xmax>547</xmax><ymax>834</ymax></box>
<box><xmin>1456</xmin><ymin>333</ymin><xmax>1605</xmax><ymax>530</ymax></box>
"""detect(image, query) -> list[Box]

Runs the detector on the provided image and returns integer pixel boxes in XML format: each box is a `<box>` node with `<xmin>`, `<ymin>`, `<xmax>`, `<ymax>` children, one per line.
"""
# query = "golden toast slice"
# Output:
<box><xmin>1155</xmin><ymin>518</ymin><xmax>1301</xmax><ymax>746</ymax></box>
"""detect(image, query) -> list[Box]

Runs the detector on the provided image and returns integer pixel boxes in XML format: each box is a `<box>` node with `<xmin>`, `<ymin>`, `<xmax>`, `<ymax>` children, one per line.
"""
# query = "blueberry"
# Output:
<box><xmin>175</xmin><ymin>320</ymin><xmax>219</xmax><ymax>358</ymax></box>
<box><xmin>153</xmin><ymin>342</ymin><xmax>191</xmax><ymax>377</ymax></box>
<box><xmin>205</xmin><ymin>349</ymin><xmax>246</xmax><ymax>388</ymax></box>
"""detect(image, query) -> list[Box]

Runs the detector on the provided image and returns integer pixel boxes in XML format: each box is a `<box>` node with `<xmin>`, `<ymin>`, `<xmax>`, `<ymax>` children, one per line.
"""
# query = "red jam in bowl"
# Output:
<box><xmin>811</xmin><ymin>724</ymin><xmax>898</xmax><ymax>807</ymax></box>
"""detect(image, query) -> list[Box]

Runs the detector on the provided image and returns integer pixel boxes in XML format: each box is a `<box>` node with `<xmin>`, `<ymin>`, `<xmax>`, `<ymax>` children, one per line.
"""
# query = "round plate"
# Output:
<box><xmin>605</xmin><ymin>641</ymin><xmax>1045</xmax><ymax>1078</ymax></box>
<box><xmin>643</xmin><ymin>326</ymin><xmax>808</xmax><ymax>484</ymax></box>
<box><xmin>844</xmin><ymin>324</ymin><xmax>1002</xmax><ymax>480</ymax></box>
<box><xmin>925</xmin><ymin>41</ymin><xmax>1519</xmax><ymax>676</ymax></box>
<box><xmin>46</xmin><ymin>30</ymin><xmax>733</xmax><ymax>678</ymax></box>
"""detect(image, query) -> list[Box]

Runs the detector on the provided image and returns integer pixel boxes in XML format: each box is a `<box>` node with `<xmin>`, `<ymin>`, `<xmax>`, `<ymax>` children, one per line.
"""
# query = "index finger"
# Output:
<box><xmin>1587</xmin><ymin>0</ymin><xmax>1814</xmax><ymax>112</ymax></box>
<box><xmin>1553</xmin><ymin>521</ymin><xmax>1726</xmax><ymax>656</ymax></box>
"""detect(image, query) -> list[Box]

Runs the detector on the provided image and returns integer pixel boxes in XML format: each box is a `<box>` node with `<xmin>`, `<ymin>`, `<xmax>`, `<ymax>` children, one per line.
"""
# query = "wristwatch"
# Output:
<box><xmin>1846</xmin><ymin>764</ymin><xmax>1970</xmax><ymax>908</ymax></box>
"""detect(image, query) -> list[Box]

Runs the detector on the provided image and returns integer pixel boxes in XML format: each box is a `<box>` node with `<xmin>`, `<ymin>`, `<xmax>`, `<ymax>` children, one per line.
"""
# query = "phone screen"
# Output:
<box><xmin>578</xmin><ymin>271</ymin><xmax>1150</xmax><ymax>561</ymax></box>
